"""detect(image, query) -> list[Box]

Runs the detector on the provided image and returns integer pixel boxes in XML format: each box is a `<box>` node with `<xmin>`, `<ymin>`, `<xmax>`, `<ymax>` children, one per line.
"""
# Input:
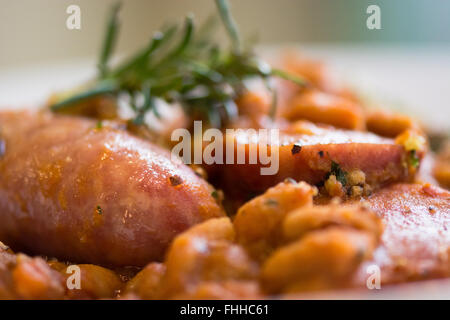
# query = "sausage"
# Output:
<box><xmin>355</xmin><ymin>183</ymin><xmax>450</xmax><ymax>284</ymax></box>
<box><xmin>218</xmin><ymin>121</ymin><xmax>418</xmax><ymax>201</ymax></box>
<box><xmin>0</xmin><ymin>111</ymin><xmax>224</xmax><ymax>267</ymax></box>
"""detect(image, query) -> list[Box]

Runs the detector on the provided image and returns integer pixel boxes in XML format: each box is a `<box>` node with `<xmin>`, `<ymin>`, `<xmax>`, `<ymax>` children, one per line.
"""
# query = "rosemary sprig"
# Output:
<box><xmin>50</xmin><ymin>0</ymin><xmax>307</xmax><ymax>128</ymax></box>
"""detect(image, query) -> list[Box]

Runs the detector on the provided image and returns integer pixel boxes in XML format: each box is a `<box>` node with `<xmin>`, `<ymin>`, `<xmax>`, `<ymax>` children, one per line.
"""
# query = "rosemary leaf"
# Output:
<box><xmin>214</xmin><ymin>0</ymin><xmax>241</xmax><ymax>53</ymax></box>
<box><xmin>271</xmin><ymin>68</ymin><xmax>308</xmax><ymax>87</ymax></box>
<box><xmin>50</xmin><ymin>81</ymin><xmax>118</xmax><ymax>111</ymax></box>
<box><xmin>98</xmin><ymin>2</ymin><xmax>121</xmax><ymax>78</ymax></box>
<box><xmin>112</xmin><ymin>26</ymin><xmax>177</xmax><ymax>78</ymax></box>
<box><xmin>167</xmin><ymin>15</ymin><xmax>194</xmax><ymax>58</ymax></box>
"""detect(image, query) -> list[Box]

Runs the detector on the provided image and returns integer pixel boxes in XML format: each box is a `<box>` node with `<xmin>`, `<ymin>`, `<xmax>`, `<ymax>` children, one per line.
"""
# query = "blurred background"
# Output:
<box><xmin>0</xmin><ymin>0</ymin><xmax>449</xmax><ymax>129</ymax></box>
<box><xmin>1</xmin><ymin>0</ymin><xmax>450</xmax><ymax>66</ymax></box>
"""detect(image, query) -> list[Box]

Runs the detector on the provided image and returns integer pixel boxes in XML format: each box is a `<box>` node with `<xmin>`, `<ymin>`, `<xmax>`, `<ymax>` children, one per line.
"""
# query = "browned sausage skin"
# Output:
<box><xmin>0</xmin><ymin>111</ymin><xmax>224</xmax><ymax>267</ymax></box>
<box><xmin>353</xmin><ymin>183</ymin><xmax>450</xmax><ymax>285</ymax></box>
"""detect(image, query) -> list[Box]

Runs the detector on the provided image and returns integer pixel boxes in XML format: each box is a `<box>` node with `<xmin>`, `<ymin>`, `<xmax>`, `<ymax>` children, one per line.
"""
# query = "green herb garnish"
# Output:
<box><xmin>265</xmin><ymin>199</ymin><xmax>278</xmax><ymax>207</ymax></box>
<box><xmin>96</xmin><ymin>205</ymin><xmax>103</xmax><ymax>215</ymax></box>
<box><xmin>215</xmin><ymin>0</ymin><xmax>241</xmax><ymax>53</ymax></box>
<box><xmin>49</xmin><ymin>0</ymin><xmax>306</xmax><ymax>128</ymax></box>
<box><xmin>98</xmin><ymin>2</ymin><xmax>121</xmax><ymax>78</ymax></box>
<box><xmin>408</xmin><ymin>149</ymin><xmax>420</xmax><ymax>168</ymax></box>
<box><xmin>328</xmin><ymin>161</ymin><xmax>347</xmax><ymax>186</ymax></box>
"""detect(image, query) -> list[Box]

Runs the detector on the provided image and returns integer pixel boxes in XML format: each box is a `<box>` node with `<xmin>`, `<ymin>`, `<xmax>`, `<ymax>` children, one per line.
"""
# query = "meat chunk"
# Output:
<box><xmin>0</xmin><ymin>111</ymin><xmax>224</xmax><ymax>267</ymax></box>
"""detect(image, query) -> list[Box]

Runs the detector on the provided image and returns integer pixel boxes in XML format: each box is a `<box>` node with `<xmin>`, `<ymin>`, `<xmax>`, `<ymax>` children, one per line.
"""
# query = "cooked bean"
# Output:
<box><xmin>261</xmin><ymin>227</ymin><xmax>377</xmax><ymax>293</ymax></box>
<box><xmin>159</xmin><ymin>218</ymin><xmax>258</xmax><ymax>298</ymax></box>
<box><xmin>283</xmin><ymin>89</ymin><xmax>365</xmax><ymax>130</ymax></box>
<box><xmin>233</xmin><ymin>181</ymin><xmax>315</xmax><ymax>261</ymax></box>
<box><xmin>282</xmin><ymin>204</ymin><xmax>383</xmax><ymax>242</ymax></box>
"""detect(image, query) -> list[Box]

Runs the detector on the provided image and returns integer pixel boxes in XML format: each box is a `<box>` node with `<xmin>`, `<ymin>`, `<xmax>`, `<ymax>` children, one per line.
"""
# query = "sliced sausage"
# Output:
<box><xmin>355</xmin><ymin>183</ymin><xmax>450</xmax><ymax>284</ymax></box>
<box><xmin>218</xmin><ymin>122</ymin><xmax>419</xmax><ymax>201</ymax></box>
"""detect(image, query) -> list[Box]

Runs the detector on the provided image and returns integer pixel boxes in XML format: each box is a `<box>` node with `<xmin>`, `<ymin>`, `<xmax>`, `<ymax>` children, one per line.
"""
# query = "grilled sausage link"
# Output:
<box><xmin>0</xmin><ymin>111</ymin><xmax>224</xmax><ymax>267</ymax></box>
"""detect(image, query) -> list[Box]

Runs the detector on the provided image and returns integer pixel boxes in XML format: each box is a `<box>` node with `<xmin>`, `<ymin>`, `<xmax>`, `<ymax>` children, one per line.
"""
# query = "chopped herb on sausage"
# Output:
<box><xmin>265</xmin><ymin>199</ymin><xmax>278</xmax><ymax>207</ymax></box>
<box><xmin>96</xmin><ymin>205</ymin><xmax>103</xmax><ymax>215</ymax></box>
<box><xmin>328</xmin><ymin>161</ymin><xmax>347</xmax><ymax>186</ymax></box>
<box><xmin>408</xmin><ymin>150</ymin><xmax>420</xmax><ymax>168</ymax></box>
